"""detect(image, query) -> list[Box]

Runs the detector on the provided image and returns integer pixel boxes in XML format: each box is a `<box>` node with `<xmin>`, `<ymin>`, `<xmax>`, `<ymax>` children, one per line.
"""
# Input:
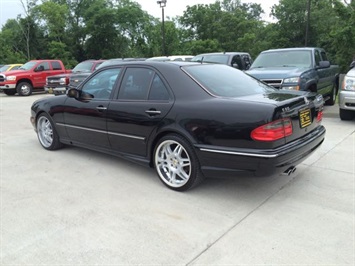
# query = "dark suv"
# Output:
<box><xmin>191</xmin><ymin>52</ymin><xmax>253</xmax><ymax>70</ymax></box>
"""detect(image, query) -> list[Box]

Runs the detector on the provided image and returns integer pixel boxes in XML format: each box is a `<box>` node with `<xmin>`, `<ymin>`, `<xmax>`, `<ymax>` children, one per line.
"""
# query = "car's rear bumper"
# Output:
<box><xmin>195</xmin><ymin>125</ymin><xmax>326</xmax><ymax>178</ymax></box>
<box><xmin>339</xmin><ymin>90</ymin><xmax>355</xmax><ymax>110</ymax></box>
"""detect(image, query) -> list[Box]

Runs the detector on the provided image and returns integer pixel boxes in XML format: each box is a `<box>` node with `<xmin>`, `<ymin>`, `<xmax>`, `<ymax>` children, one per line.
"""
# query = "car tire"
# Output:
<box><xmin>154</xmin><ymin>134</ymin><xmax>204</xmax><ymax>191</ymax></box>
<box><xmin>36</xmin><ymin>113</ymin><xmax>63</xmax><ymax>150</ymax></box>
<box><xmin>16</xmin><ymin>82</ymin><xmax>33</xmax><ymax>96</ymax></box>
<box><xmin>3</xmin><ymin>89</ymin><xmax>16</xmax><ymax>96</ymax></box>
<box><xmin>339</xmin><ymin>108</ymin><xmax>354</xmax><ymax>121</ymax></box>
<box><xmin>325</xmin><ymin>84</ymin><xmax>337</xmax><ymax>106</ymax></box>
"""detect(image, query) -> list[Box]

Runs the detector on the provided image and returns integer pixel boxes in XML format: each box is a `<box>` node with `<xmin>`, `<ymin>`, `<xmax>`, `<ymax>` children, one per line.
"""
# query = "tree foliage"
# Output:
<box><xmin>0</xmin><ymin>0</ymin><xmax>353</xmax><ymax>72</ymax></box>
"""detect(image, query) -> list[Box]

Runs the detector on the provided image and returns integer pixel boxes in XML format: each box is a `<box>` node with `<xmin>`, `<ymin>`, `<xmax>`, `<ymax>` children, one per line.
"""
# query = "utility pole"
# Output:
<box><xmin>305</xmin><ymin>0</ymin><xmax>311</xmax><ymax>47</ymax></box>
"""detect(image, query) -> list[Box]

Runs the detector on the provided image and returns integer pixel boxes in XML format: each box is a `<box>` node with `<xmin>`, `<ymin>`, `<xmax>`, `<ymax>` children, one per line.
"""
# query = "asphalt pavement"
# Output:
<box><xmin>1</xmin><ymin>92</ymin><xmax>354</xmax><ymax>265</ymax></box>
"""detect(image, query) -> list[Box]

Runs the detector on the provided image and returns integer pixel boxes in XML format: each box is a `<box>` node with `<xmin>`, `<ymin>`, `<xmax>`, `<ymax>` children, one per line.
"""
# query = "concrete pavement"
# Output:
<box><xmin>0</xmin><ymin>93</ymin><xmax>354</xmax><ymax>265</ymax></box>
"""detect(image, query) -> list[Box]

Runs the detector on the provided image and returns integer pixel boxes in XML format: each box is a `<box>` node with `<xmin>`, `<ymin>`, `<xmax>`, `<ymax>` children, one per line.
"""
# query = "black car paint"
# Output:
<box><xmin>31</xmin><ymin>62</ymin><xmax>325</xmax><ymax>178</ymax></box>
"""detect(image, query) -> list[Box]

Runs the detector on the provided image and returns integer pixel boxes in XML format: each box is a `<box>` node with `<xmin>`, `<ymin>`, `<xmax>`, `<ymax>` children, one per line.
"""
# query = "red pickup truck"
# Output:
<box><xmin>0</xmin><ymin>59</ymin><xmax>70</xmax><ymax>96</ymax></box>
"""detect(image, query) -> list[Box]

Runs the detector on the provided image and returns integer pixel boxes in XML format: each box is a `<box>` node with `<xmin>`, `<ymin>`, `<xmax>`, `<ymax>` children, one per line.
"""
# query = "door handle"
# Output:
<box><xmin>96</xmin><ymin>106</ymin><xmax>107</xmax><ymax>111</ymax></box>
<box><xmin>145</xmin><ymin>110</ymin><xmax>161</xmax><ymax>116</ymax></box>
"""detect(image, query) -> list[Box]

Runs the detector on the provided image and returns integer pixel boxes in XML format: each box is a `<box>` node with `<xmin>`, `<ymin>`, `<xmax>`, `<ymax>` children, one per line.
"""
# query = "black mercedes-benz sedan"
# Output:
<box><xmin>30</xmin><ymin>61</ymin><xmax>326</xmax><ymax>191</ymax></box>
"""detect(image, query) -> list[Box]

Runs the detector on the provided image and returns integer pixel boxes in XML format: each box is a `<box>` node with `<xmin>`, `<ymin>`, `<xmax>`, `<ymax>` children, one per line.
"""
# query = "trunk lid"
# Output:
<box><xmin>240</xmin><ymin>91</ymin><xmax>324</xmax><ymax>145</ymax></box>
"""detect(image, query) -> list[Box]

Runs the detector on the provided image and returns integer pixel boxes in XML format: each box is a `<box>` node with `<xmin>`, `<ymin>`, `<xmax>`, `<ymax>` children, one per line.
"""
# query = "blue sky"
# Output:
<box><xmin>0</xmin><ymin>0</ymin><xmax>278</xmax><ymax>27</ymax></box>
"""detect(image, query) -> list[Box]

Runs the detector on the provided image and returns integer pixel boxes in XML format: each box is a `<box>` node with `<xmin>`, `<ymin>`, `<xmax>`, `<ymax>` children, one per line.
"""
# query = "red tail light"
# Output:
<box><xmin>316</xmin><ymin>110</ymin><xmax>323</xmax><ymax>122</ymax></box>
<box><xmin>251</xmin><ymin>118</ymin><xmax>293</xmax><ymax>142</ymax></box>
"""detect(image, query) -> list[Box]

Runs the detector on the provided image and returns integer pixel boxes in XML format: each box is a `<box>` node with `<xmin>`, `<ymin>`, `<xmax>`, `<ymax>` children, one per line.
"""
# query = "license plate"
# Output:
<box><xmin>299</xmin><ymin>109</ymin><xmax>312</xmax><ymax>128</ymax></box>
<box><xmin>48</xmin><ymin>88</ymin><xmax>53</xmax><ymax>94</ymax></box>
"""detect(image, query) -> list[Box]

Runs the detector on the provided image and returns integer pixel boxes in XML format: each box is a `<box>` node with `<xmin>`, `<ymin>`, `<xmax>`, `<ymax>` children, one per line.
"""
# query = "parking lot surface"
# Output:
<box><xmin>1</xmin><ymin>93</ymin><xmax>354</xmax><ymax>265</ymax></box>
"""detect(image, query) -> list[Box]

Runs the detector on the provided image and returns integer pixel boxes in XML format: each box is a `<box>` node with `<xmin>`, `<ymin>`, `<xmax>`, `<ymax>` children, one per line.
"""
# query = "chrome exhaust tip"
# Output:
<box><xmin>282</xmin><ymin>166</ymin><xmax>297</xmax><ymax>176</ymax></box>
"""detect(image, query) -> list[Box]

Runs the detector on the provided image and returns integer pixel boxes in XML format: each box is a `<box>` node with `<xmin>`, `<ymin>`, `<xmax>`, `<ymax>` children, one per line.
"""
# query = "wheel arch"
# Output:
<box><xmin>16</xmin><ymin>78</ymin><xmax>33</xmax><ymax>87</ymax></box>
<box><xmin>148</xmin><ymin>129</ymin><xmax>196</xmax><ymax>167</ymax></box>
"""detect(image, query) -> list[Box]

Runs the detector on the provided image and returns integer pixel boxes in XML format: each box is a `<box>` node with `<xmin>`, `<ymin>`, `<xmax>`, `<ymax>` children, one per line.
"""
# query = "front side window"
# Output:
<box><xmin>81</xmin><ymin>68</ymin><xmax>121</xmax><ymax>100</ymax></box>
<box><xmin>38</xmin><ymin>62</ymin><xmax>50</xmax><ymax>71</ymax></box>
<box><xmin>118</xmin><ymin>68</ymin><xmax>154</xmax><ymax>100</ymax></box>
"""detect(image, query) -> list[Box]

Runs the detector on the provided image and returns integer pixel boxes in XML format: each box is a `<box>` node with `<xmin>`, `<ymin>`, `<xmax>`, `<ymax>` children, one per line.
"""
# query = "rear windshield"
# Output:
<box><xmin>72</xmin><ymin>61</ymin><xmax>94</xmax><ymax>73</ymax></box>
<box><xmin>191</xmin><ymin>54</ymin><xmax>229</xmax><ymax>64</ymax></box>
<box><xmin>183</xmin><ymin>64</ymin><xmax>274</xmax><ymax>97</ymax></box>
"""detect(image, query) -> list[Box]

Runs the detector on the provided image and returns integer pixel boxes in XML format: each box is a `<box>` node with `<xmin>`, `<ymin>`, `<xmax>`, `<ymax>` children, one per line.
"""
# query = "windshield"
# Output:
<box><xmin>251</xmin><ymin>50</ymin><xmax>312</xmax><ymax>68</ymax></box>
<box><xmin>183</xmin><ymin>64</ymin><xmax>274</xmax><ymax>97</ymax></box>
<box><xmin>19</xmin><ymin>61</ymin><xmax>37</xmax><ymax>70</ymax></box>
<box><xmin>0</xmin><ymin>65</ymin><xmax>10</xmax><ymax>72</ymax></box>
<box><xmin>72</xmin><ymin>61</ymin><xmax>94</xmax><ymax>73</ymax></box>
<box><xmin>191</xmin><ymin>54</ymin><xmax>229</xmax><ymax>64</ymax></box>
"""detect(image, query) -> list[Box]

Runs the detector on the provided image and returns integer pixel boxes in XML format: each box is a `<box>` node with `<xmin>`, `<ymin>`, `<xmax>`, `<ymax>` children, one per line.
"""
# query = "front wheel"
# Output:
<box><xmin>339</xmin><ymin>109</ymin><xmax>354</xmax><ymax>121</ymax></box>
<box><xmin>37</xmin><ymin>113</ymin><xmax>63</xmax><ymax>150</ymax></box>
<box><xmin>325</xmin><ymin>84</ymin><xmax>337</xmax><ymax>106</ymax></box>
<box><xmin>16</xmin><ymin>82</ymin><xmax>33</xmax><ymax>96</ymax></box>
<box><xmin>154</xmin><ymin>134</ymin><xmax>204</xmax><ymax>191</ymax></box>
<box><xmin>3</xmin><ymin>89</ymin><xmax>16</xmax><ymax>96</ymax></box>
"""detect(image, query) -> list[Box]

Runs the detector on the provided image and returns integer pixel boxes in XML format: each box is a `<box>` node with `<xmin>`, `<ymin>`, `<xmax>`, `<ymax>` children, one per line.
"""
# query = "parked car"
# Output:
<box><xmin>246</xmin><ymin>47</ymin><xmax>340</xmax><ymax>105</ymax></box>
<box><xmin>30</xmin><ymin>61</ymin><xmax>325</xmax><ymax>191</ymax></box>
<box><xmin>0</xmin><ymin>60</ymin><xmax>70</xmax><ymax>96</ymax></box>
<box><xmin>146</xmin><ymin>55</ymin><xmax>193</xmax><ymax>62</ymax></box>
<box><xmin>339</xmin><ymin>67</ymin><xmax>355</xmax><ymax>120</ymax></box>
<box><xmin>191</xmin><ymin>52</ymin><xmax>253</xmax><ymax>70</ymax></box>
<box><xmin>67</xmin><ymin>58</ymin><xmax>147</xmax><ymax>90</ymax></box>
<box><xmin>0</xmin><ymin>64</ymin><xmax>23</xmax><ymax>72</ymax></box>
<box><xmin>45</xmin><ymin>59</ymin><xmax>105</xmax><ymax>95</ymax></box>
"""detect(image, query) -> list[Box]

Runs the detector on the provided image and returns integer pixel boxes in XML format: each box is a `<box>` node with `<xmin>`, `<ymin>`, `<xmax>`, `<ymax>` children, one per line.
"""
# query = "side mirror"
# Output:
<box><xmin>67</xmin><ymin>88</ymin><xmax>80</xmax><ymax>98</ymax></box>
<box><xmin>35</xmin><ymin>65</ymin><xmax>45</xmax><ymax>72</ymax></box>
<box><xmin>232</xmin><ymin>63</ymin><xmax>240</xmax><ymax>69</ymax></box>
<box><xmin>317</xmin><ymin>61</ymin><xmax>330</xmax><ymax>69</ymax></box>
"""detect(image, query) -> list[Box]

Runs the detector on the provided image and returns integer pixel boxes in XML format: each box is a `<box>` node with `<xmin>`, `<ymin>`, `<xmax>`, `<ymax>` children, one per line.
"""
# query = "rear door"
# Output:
<box><xmin>106</xmin><ymin>66</ymin><xmax>174</xmax><ymax>157</ymax></box>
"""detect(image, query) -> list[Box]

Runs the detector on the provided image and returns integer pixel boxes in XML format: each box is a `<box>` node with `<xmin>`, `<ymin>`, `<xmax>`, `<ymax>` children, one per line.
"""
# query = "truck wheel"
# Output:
<box><xmin>16</xmin><ymin>82</ymin><xmax>33</xmax><ymax>96</ymax></box>
<box><xmin>3</xmin><ymin>89</ymin><xmax>16</xmax><ymax>96</ymax></box>
<box><xmin>325</xmin><ymin>84</ymin><xmax>337</xmax><ymax>106</ymax></box>
<box><xmin>339</xmin><ymin>109</ymin><xmax>354</xmax><ymax>121</ymax></box>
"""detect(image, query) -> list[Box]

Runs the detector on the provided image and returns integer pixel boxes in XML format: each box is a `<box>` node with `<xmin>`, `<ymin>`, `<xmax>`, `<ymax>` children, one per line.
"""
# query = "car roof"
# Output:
<box><xmin>195</xmin><ymin>52</ymin><xmax>250</xmax><ymax>56</ymax></box>
<box><xmin>262</xmin><ymin>47</ymin><xmax>322</xmax><ymax>53</ymax></box>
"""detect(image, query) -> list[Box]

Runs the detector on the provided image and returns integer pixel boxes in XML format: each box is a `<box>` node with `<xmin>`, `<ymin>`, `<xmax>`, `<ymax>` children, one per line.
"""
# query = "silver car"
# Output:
<box><xmin>339</xmin><ymin>68</ymin><xmax>355</xmax><ymax>120</ymax></box>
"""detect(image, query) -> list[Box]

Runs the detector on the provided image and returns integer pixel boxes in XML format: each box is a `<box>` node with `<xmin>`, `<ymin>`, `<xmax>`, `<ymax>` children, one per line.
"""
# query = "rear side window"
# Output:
<box><xmin>118</xmin><ymin>68</ymin><xmax>154</xmax><ymax>100</ymax></box>
<box><xmin>183</xmin><ymin>64</ymin><xmax>274</xmax><ymax>97</ymax></box>
<box><xmin>51</xmin><ymin>61</ymin><xmax>62</xmax><ymax>70</ymax></box>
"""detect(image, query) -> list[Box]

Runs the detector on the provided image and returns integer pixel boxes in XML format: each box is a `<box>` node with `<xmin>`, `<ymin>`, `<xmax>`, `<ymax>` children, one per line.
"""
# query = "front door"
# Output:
<box><xmin>63</xmin><ymin>67</ymin><xmax>122</xmax><ymax>149</ymax></box>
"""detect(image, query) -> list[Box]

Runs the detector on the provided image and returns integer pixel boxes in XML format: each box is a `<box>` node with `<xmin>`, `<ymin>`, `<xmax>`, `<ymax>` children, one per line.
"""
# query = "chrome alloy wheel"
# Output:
<box><xmin>155</xmin><ymin>140</ymin><xmax>192</xmax><ymax>188</ymax></box>
<box><xmin>19</xmin><ymin>84</ymin><xmax>31</xmax><ymax>95</ymax></box>
<box><xmin>37</xmin><ymin>116</ymin><xmax>53</xmax><ymax>148</ymax></box>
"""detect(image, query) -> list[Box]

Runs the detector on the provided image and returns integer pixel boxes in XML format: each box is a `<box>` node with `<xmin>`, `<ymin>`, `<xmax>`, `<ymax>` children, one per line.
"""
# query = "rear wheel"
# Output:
<box><xmin>154</xmin><ymin>134</ymin><xmax>204</xmax><ymax>191</ymax></box>
<box><xmin>16</xmin><ymin>82</ymin><xmax>33</xmax><ymax>96</ymax></box>
<box><xmin>37</xmin><ymin>113</ymin><xmax>63</xmax><ymax>150</ymax></box>
<box><xmin>339</xmin><ymin>109</ymin><xmax>354</xmax><ymax>121</ymax></box>
<box><xmin>3</xmin><ymin>89</ymin><xmax>16</xmax><ymax>96</ymax></box>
